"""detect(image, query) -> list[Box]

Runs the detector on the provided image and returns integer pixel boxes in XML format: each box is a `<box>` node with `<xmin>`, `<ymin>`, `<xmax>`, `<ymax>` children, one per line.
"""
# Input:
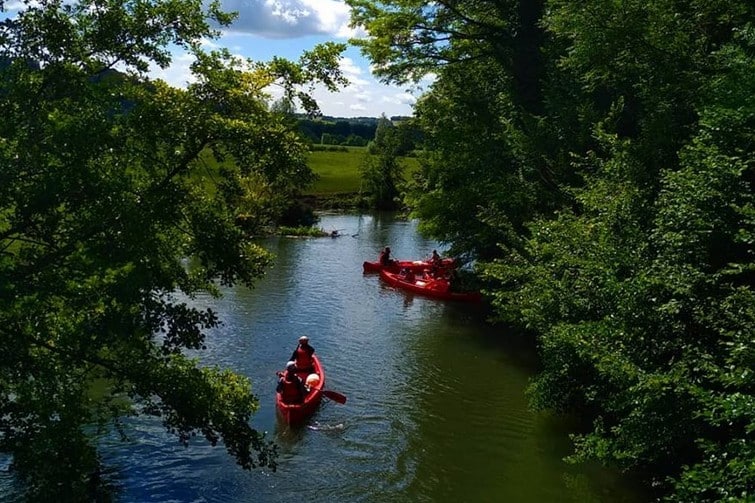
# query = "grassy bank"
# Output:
<box><xmin>305</xmin><ymin>146</ymin><xmax>420</xmax><ymax>196</ymax></box>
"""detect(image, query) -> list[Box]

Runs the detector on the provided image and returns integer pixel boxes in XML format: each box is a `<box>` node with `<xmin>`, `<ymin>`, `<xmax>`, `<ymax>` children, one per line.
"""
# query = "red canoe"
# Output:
<box><xmin>363</xmin><ymin>257</ymin><xmax>456</xmax><ymax>274</ymax></box>
<box><xmin>379</xmin><ymin>268</ymin><xmax>482</xmax><ymax>303</ymax></box>
<box><xmin>275</xmin><ymin>355</ymin><xmax>325</xmax><ymax>424</ymax></box>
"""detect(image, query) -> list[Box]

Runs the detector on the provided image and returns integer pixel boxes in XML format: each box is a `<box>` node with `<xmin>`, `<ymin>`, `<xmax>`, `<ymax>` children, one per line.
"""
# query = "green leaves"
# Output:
<box><xmin>0</xmin><ymin>0</ymin><xmax>344</xmax><ymax>497</ymax></box>
<box><xmin>347</xmin><ymin>0</ymin><xmax>517</xmax><ymax>84</ymax></box>
<box><xmin>133</xmin><ymin>355</ymin><xmax>275</xmax><ymax>470</ymax></box>
<box><xmin>352</xmin><ymin>0</ymin><xmax>755</xmax><ymax>499</ymax></box>
<box><xmin>360</xmin><ymin>115</ymin><xmax>405</xmax><ymax>209</ymax></box>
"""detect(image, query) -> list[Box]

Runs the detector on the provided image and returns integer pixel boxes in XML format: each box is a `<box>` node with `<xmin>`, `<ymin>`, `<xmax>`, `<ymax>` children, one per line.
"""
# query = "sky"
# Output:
<box><xmin>147</xmin><ymin>0</ymin><xmax>426</xmax><ymax>118</ymax></box>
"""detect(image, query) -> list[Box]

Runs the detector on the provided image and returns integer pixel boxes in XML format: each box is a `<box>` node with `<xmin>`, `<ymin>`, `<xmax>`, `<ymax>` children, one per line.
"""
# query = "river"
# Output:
<box><xmin>1</xmin><ymin>212</ymin><xmax>645</xmax><ymax>502</ymax></box>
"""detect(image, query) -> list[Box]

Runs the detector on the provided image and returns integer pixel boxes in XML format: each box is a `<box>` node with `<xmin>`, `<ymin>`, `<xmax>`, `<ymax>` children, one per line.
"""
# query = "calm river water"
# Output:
<box><xmin>2</xmin><ymin>212</ymin><xmax>646</xmax><ymax>502</ymax></box>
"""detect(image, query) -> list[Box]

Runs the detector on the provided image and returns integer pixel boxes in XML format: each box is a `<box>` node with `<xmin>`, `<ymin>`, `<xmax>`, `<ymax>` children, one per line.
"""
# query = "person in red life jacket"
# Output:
<box><xmin>276</xmin><ymin>361</ymin><xmax>307</xmax><ymax>404</ymax></box>
<box><xmin>378</xmin><ymin>246</ymin><xmax>394</xmax><ymax>266</ymax></box>
<box><xmin>290</xmin><ymin>335</ymin><xmax>315</xmax><ymax>373</ymax></box>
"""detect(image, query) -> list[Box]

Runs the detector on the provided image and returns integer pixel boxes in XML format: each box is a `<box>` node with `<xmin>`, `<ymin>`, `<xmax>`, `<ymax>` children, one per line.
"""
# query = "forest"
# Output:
<box><xmin>0</xmin><ymin>0</ymin><xmax>753</xmax><ymax>501</ymax></box>
<box><xmin>296</xmin><ymin>117</ymin><xmax>378</xmax><ymax>146</ymax></box>
<box><xmin>347</xmin><ymin>0</ymin><xmax>754</xmax><ymax>500</ymax></box>
<box><xmin>295</xmin><ymin>115</ymin><xmax>417</xmax><ymax>147</ymax></box>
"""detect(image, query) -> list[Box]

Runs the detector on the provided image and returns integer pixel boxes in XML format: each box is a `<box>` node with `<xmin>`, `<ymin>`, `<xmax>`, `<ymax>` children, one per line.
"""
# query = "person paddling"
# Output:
<box><xmin>290</xmin><ymin>335</ymin><xmax>315</xmax><ymax>373</ymax></box>
<box><xmin>378</xmin><ymin>246</ymin><xmax>394</xmax><ymax>266</ymax></box>
<box><xmin>276</xmin><ymin>361</ymin><xmax>307</xmax><ymax>404</ymax></box>
<box><xmin>427</xmin><ymin>249</ymin><xmax>442</xmax><ymax>277</ymax></box>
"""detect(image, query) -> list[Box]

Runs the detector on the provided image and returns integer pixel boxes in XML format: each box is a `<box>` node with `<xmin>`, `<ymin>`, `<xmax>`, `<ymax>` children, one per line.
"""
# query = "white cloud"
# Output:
<box><xmin>2</xmin><ymin>0</ymin><xmax>33</xmax><ymax>11</ymax></box>
<box><xmin>339</xmin><ymin>57</ymin><xmax>369</xmax><ymax>87</ymax></box>
<box><xmin>310</xmin><ymin>75</ymin><xmax>418</xmax><ymax>118</ymax></box>
<box><xmin>148</xmin><ymin>53</ymin><xmax>196</xmax><ymax>88</ymax></box>
<box><xmin>382</xmin><ymin>92</ymin><xmax>416</xmax><ymax>106</ymax></box>
<box><xmin>219</xmin><ymin>0</ymin><xmax>354</xmax><ymax>38</ymax></box>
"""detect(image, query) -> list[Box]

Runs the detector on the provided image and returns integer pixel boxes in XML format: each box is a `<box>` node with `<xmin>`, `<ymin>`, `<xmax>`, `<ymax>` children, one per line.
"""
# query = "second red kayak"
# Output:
<box><xmin>363</xmin><ymin>257</ymin><xmax>456</xmax><ymax>274</ymax></box>
<box><xmin>379</xmin><ymin>268</ymin><xmax>482</xmax><ymax>302</ymax></box>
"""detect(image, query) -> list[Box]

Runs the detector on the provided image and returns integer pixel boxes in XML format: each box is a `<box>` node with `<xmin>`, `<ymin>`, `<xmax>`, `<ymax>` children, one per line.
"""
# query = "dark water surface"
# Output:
<box><xmin>2</xmin><ymin>213</ymin><xmax>645</xmax><ymax>502</ymax></box>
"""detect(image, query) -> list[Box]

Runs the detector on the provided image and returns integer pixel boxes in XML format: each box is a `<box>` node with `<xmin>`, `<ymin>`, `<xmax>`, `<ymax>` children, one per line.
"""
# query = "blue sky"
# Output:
<box><xmin>149</xmin><ymin>0</ymin><xmax>426</xmax><ymax>118</ymax></box>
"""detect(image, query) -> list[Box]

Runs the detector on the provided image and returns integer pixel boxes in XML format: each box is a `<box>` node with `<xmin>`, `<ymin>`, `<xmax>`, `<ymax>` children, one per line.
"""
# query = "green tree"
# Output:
<box><xmin>406</xmin><ymin>58</ymin><xmax>543</xmax><ymax>260</ymax></box>
<box><xmin>344</xmin><ymin>133</ymin><xmax>368</xmax><ymax>146</ymax></box>
<box><xmin>0</xmin><ymin>0</ymin><xmax>344</xmax><ymax>498</ymax></box>
<box><xmin>360</xmin><ymin>115</ymin><xmax>404</xmax><ymax>209</ymax></box>
<box><xmin>484</xmin><ymin>5</ymin><xmax>755</xmax><ymax>500</ymax></box>
<box><xmin>351</xmin><ymin>0</ymin><xmax>755</xmax><ymax>500</ymax></box>
<box><xmin>321</xmin><ymin>132</ymin><xmax>345</xmax><ymax>145</ymax></box>
<box><xmin>348</xmin><ymin>0</ymin><xmax>561</xmax><ymax>260</ymax></box>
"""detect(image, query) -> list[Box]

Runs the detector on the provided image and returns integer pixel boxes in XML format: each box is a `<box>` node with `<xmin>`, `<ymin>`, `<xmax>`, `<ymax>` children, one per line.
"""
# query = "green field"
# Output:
<box><xmin>305</xmin><ymin>146</ymin><xmax>420</xmax><ymax>195</ymax></box>
<box><xmin>195</xmin><ymin>145</ymin><xmax>419</xmax><ymax>197</ymax></box>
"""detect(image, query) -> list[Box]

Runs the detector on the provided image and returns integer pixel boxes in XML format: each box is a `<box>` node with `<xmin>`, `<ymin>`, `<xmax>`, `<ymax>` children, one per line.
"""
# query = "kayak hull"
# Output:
<box><xmin>379</xmin><ymin>269</ymin><xmax>481</xmax><ymax>303</ymax></box>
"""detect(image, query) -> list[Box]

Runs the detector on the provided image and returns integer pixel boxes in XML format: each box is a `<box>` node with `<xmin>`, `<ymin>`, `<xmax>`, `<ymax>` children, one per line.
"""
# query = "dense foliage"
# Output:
<box><xmin>0</xmin><ymin>0</ymin><xmax>344</xmax><ymax>498</ymax></box>
<box><xmin>349</xmin><ymin>0</ymin><xmax>754</xmax><ymax>500</ymax></box>
<box><xmin>296</xmin><ymin>116</ymin><xmax>421</xmax><ymax>149</ymax></box>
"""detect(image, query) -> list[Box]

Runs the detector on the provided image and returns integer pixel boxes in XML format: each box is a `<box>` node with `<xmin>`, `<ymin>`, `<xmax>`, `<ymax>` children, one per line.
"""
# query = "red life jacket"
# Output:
<box><xmin>280</xmin><ymin>375</ymin><xmax>304</xmax><ymax>404</ymax></box>
<box><xmin>294</xmin><ymin>346</ymin><xmax>313</xmax><ymax>370</ymax></box>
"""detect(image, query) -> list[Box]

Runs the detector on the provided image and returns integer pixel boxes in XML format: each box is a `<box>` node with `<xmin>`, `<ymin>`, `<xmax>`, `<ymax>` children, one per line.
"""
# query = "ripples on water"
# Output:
<box><xmin>2</xmin><ymin>213</ymin><xmax>644</xmax><ymax>502</ymax></box>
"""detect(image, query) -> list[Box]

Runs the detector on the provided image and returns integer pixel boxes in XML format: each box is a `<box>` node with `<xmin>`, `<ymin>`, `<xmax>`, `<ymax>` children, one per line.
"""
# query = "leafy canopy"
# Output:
<box><xmin>0</xmin><ymin>0</ymin><xmax>345</xmax><ymax>499</ymax></box>
<box><xmin>350</xmin><ymin>0</ymin><xmax>755</xmax><ymax>500</ymax></box>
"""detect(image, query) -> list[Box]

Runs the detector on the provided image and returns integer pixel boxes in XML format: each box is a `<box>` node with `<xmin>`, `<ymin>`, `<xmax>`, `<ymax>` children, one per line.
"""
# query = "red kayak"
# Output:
<box><xmin>363</xmin><ymin>257</ymin><xmax>456</xmax><ymax>274</ymax></box>
<box><xmin>275</xmin><ymin>355</ymin><xmax>325</xmax><ymax>424</ymax></box>
<box><xmin>379</xmin><ymin>268</ymin><xmax>482</xmax><ymax>303</ymax></box>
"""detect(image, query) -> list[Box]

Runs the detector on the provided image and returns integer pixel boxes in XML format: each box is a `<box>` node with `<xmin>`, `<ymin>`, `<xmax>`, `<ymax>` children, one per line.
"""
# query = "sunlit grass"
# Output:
<box><xmin>306</xmin><ymin>147</ymin><xmax>420</xmax><ymax>195</ymax></box>
<box><xmin>306</xmin><ymin>147</ymin><xmax>367</xmax><ymax>194</ymax></box>
<box><xmin>190</xmin><ymin>146</ymin><xmax>420</xmax><ymax>197</ymax></box>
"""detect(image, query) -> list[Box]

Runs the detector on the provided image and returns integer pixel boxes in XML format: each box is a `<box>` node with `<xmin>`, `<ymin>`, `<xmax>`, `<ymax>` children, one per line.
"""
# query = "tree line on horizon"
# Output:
<box><xmin>295</xmin><ymin>115</ymin><xmax>415</xmax><ymax>147</ymax></box>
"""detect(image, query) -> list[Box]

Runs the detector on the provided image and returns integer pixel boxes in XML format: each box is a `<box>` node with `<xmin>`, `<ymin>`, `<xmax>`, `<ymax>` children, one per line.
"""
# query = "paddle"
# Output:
<box><xmin>322</xmin><ymin>389</ymin><xmax>347</xmax><ymax>404</ymax></box>
<box><xmin>276</xmin><ymin>374</ymin><xmax>347</xmax><ymax>404</ymax></box>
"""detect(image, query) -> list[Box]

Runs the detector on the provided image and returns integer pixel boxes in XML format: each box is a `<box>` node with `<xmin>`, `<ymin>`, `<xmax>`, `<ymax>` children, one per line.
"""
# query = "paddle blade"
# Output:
<box><xmin>323</xmin><ymin>389</ymin><xmax>347</xmax><ymax>404</ymax></box>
